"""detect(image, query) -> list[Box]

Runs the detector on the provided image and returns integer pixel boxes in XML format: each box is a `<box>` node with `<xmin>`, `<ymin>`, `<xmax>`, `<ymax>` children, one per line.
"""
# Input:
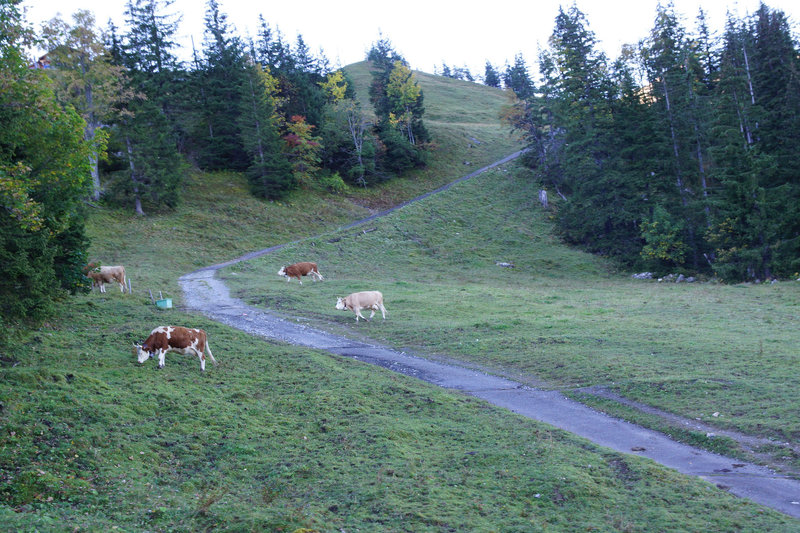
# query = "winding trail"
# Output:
<box><xmin>180</xmin><ymin>152</ymin><xmax>800</xmax><ymax>519</ymax></box>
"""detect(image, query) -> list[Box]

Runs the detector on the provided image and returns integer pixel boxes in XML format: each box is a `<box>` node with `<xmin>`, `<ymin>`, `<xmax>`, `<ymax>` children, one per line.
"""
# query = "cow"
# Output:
<box><xmin>133</xmin><ymin>326</ymin><xmax>217</xmax><ymax>371</ymax></box>
<box><xmin>335</xmin><ymin>291</ymin><xmax>387</xmax><ymax>322</ymax></box>
<box><xmin>86</xmin><ymin>265</ymin><xmax>126</xmax><ymax>293</ymax></box>
<box><xmin>278</xmin><ymin>262</ymin><xmax>324</xmax><ymax>284</ymax></box>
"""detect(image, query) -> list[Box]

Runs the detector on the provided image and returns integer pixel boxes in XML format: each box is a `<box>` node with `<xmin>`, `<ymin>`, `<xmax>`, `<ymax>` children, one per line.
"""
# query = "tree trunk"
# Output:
<box><xmin>125</xmin><ymin>135</ymin><xmax>145</xmax><ymax>216</ymax></box>
<box><xmin>661</xmin><ymin>73</ymin><xmax>699</xmax><ymax>268</ymax></box>
<box><xmin>83</xmin><ymin>78</ymin><xmax>102</xmax><ymax>201</ymax></box>
<box><xmin>347</xmin><ymin>106</ymin><xmax>368</xmax><ymax>186</ymax></box>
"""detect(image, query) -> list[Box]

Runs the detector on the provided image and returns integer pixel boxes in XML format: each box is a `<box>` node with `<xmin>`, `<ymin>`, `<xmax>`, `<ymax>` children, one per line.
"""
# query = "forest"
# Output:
<box><xmin>1</xmin><ymin>0</ymin><xmax>799</xmax><ymax>340</ymax></box>
<box><xmin>505</xmin><ymin>3</ymin><xmax>800</xmax><ymax>283</ymax></box>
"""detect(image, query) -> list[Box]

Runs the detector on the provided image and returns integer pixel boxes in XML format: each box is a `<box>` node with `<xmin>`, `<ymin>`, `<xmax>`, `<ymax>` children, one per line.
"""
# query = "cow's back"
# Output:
<box><xmin>145</xmin><ymin>326</ymin><xmax>204</xmax><ymax>351</ymax></box>
<box><xmin>348</xmin><ymin>290</ymin><xmax>383</xmax><ymax>307</ymax></box>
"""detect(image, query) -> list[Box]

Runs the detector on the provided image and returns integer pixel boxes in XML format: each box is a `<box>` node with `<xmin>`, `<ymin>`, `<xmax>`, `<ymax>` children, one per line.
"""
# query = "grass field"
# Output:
<box><xmin>224</xmin><ymin>163</ymin><xmax>800</xmax><ymax>474</ymax></box>
<box><xmin>1</xmin><ymin>68</ymin><xmax>798</xmax><ymax>530</ymax></box>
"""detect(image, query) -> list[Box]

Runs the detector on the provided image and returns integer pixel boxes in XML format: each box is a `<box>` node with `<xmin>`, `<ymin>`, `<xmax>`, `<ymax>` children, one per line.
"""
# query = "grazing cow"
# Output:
<box><xmin>335</xmin><ymin>291</ymin><xmax>387</xmax><ymax>322</ymax></box>
<box><xmin>134</xmin><ymin>326</ymin><xmax>217</xmax><ymax>371</ymax></box>
<box><xmin>278</xmin><ymin>262</ymin><xmax>324</xmax><ymax>284</ymax></box>
<box><xmin>87</xmin><ymin>265</ymin><xmax>126</xmax><ymax>293</ymax></box>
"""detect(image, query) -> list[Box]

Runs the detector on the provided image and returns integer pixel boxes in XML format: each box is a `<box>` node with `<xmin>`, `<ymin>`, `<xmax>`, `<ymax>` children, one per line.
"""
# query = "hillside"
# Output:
<box><xmin>342</xmin><ymin>61</ymin><xmax>522</xmax><ymax>208</ymax></box>
<box><xmin>1</xmin><ymin>69</ymin><xmax>797</xmax><ymax>530</ymax></box>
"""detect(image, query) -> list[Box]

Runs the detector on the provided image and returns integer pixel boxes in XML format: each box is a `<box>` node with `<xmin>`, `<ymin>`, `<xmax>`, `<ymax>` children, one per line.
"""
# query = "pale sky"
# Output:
<box><xmin>20</xmin><ymin>0</ymin><xmax>799</xmax><ymax>78</ymax></box>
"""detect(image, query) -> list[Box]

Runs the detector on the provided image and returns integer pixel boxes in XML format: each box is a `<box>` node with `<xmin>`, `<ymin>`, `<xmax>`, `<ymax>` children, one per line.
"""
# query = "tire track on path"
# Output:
<box><xmin>179</xmin><ymin>151</ymin><xmax>800</xmax><ymax>519</ymax></box>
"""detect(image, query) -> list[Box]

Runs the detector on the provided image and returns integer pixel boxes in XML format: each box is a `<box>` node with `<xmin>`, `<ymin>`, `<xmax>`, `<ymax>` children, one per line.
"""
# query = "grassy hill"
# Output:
<box><xmin>1</xmin><ymin>69</ymin><xmax>797</xmax><ymax>530</ymax></box>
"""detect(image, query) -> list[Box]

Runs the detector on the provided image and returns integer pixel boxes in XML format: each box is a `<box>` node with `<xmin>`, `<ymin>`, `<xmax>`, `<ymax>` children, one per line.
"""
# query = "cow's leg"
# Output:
<box><xmin>198</xmin><ymin>349</ymin><xmax>206</xmax><ymax>371</ymax></box>
<box><xmin>355</xmin><ymin>308</ymin><xmax>365</xmax><ymax>321</ymax></box>
<box><xmin>379</xmin><ymin>303</ymin><xmax>387</xmax><ymax>320</ymax></box>
<box><xmin>368</xmin><ymin>309</ymin><xmax>376</xmax><ymax>320</ymax></box>
<box><xmin>99</xmin><ymin>283</ymin><xmax>106</xmax><ymax>293</ymax></box>
<box><xmin>158</xmin><ymin>350</ymin><xmax>166</xmax><ymax>368</ymax></box>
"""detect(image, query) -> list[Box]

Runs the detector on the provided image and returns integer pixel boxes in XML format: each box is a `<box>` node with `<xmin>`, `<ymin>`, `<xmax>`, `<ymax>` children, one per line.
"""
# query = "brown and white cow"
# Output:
<box><xmin>87</xmin><ymin>265</ymin><xmax>126</xmax><ymax>293</ymax></box>
<box><xmin>278</xmin><ymin>262</ymin><xmax>324</xmax><ymax>284</ymax></box>
<box><xmin>335</xmin><ymin>291</ymin><xmax>387</xmax><ymax>322</ymax></box>
<box><xmin>134</xmin><ymin>326</ymin><xmax>217</xmax><ymax>371</ymax></box>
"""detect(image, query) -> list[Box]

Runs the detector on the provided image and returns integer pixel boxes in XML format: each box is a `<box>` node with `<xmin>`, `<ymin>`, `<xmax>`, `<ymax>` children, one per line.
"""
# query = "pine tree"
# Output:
<box><xmin>707</xmin><ymin>5</ymin><xmax>800</xmax><ymax>279</ymax></box>
<box><xmin>529</xmin><ymin>6</ymin><xmax>644</xmax><ymax>259</ymax></box>
<box><xmin>238</xmin><ymin>60</ymin><xmax>293</xmax><ymax>199</ymax></box>
<box><xmin>483</xmin><ymin>61</ymin><xmax>501</xmax><ymax>87</ymax></box>
<box><xmin>112</xmin><ymin>0</ymin><xmax>184</xmax><ymax>214</ymax></box>
<box><xmin>193</xmin><ymin>0</ymin><xmax>248</xmax><ymax>171</ymax></box>
<box><xmin>640</xmin><ymin>4</ymin><xmax>708</xmax><ymax>268</ymax></box>
<box><xmin>503</xmin><ymin>53</ymin><xmax>534</xmax><ymax>98</ymax></box>
<box><xmin>366</xmin><ymin>36</ymin><xmax>427</xmax><ymax>174</ymax></box>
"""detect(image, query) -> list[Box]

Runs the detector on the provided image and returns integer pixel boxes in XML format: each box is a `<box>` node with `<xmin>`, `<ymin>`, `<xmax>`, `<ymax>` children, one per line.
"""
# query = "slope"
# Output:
<box><xmin>1</xmin><ymin>67</ymin><xmax>796</xmax><ymax>530</ymax></box>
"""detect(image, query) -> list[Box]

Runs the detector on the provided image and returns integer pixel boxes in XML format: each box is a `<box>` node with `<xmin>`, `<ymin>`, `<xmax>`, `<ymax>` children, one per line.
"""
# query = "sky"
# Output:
<box><xmin>20</xmin><ymin>0</ymin><xmax>800</xmax><ymax>78</ymax></box>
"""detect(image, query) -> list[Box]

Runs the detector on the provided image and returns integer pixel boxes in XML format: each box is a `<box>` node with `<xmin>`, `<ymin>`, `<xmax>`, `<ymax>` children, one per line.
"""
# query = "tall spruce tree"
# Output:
<box><xmin>483</xmin><ymin>61</ymin><xmax>501</xmax><ymax>87</ymax></box>
<box><xmin>539</xmin><ymin>6</ymin><xmax>630</xmax><ymax>256</ymax></box>
<box><xmin>640</xmin><ymin>4</ymin><xmax>707</xmax><ymax>268</ymax></box>
<box><xmin>112</xmin><ymin>0</ymin><xmax>184</xmax><ymax>214</ymax></box>
<box><xmin>707</xmin><ymin>5</ymin><xmax>800</xmax><ymax>279</ymax></box>
<box><xmin>503</xmin><ymin>53</ymin><xmax>534</xmax><ymax>98</ymax></box>
<box><xmin>238</xmin><ymin>60</ymin><xmax>293</xmax><ymax>198</ymax></box>
<box><xmin>193</xmin><ymin>0</ymin><xmax>248</xmax><ymax>171</ymax></box>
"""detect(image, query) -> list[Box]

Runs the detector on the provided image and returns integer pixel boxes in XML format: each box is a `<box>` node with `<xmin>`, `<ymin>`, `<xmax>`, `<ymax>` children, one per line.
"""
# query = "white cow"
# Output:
<box><xmin>335</xmin><ymin>291</ymin><xmax>387</xmax><ymax>322</ymax></box>
<box><xmin>87</xmin><ymin>265</ymin><xmax>126</xmax><ymax>293</ymax></box>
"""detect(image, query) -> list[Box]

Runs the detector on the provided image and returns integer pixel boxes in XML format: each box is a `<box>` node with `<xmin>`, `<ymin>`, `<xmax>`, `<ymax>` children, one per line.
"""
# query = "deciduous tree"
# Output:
<box><xmin>40</xmin><ymin>10</ymin><xmax>125</xmax><ymax>200</ymax></box>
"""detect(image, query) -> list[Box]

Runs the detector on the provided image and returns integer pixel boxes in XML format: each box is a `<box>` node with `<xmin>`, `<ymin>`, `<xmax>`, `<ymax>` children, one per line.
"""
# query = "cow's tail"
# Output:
<box><xmin>205</xmin><ymin>339</ymin><xmax>218</xmax><ymax>366</ymax></box>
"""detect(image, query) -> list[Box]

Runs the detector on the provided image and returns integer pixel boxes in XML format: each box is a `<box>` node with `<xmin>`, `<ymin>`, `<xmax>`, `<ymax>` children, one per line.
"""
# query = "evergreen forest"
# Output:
<box><xmin>506</xmin><ymin>4</ymin><xmax>800</xmax><ymax>282</ymax></box>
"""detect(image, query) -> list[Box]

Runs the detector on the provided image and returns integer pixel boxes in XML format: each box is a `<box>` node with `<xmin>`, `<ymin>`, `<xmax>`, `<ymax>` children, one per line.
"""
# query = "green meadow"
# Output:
<box><xmin>226</xmin><ymin>163</ymin><xmax>800</xmax><ymax>469</ymax></box>
<box><xmin>1</xmin><ymin>70</ymin><xmax>798</xmax><ymax>530</ymax></box>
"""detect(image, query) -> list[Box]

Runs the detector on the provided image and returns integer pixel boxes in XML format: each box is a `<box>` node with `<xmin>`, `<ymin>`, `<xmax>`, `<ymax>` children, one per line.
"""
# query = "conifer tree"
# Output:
<box><xmin>367</xmin><ymin>36</ymin><xmax>427</xmax><ymax>174</ymax></box>
<box><xmin>483</xmin><ymin>61</ymin><xmax>501</xmax><ymax>87</ymax></box>
<box><xmin>707</xmin><ymin>5</ymin><xmax>800</xmax><ymax>279</ymax></box>
<box><xmin>193</xmin><ymin>0</ymin><xmax>248</xmax><ymax>171</ymax></box>
<box><xmin>503</xmin><ymin>53</ymin><xmax>534</xmax><ymax>98</ymax></box>
<box><xmin>112</xmin><ymin>0</ymin><xmax>184</xmax><ymax>214</ymax></box>
<box><xmin>238</xmin><ymin>60</ymin><xmax>293</xmax><ymax>198</ymax></box>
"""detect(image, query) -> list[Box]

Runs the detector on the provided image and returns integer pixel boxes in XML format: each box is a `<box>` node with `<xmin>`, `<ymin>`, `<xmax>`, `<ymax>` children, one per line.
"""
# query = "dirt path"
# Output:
<box><xmin>179</xmin><ymin>153</ymin><xmax>800</xmax><ymax>519</ymax></box>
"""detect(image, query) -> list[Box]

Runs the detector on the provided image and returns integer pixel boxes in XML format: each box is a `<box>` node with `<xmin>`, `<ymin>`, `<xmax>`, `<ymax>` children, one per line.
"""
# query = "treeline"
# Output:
<box><xmin>506</xmin><ymin>3</ymin><xmax>800</xmax><ymax>281</ymax></box>
<box><xmin>0</xmin><ymin>0</ymin><xmax>427</xmax><ymax>338</ymax></box>
<box><xmin>72</xmin><ymin>0</ymin><xmax>425</xmax><ymax>209</ymax></box>
<box><xmin>437</xmin><ymin>55</ymin><xmax>534</xmax><ymax>99</ymax></box>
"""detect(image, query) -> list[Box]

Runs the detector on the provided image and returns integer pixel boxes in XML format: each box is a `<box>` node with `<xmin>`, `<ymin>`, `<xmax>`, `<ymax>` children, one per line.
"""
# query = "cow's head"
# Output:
<box><xmin>133</xmin><ymin>343</ymin><xmax>151</xmax><ymax>363</ymax></box>
<box><xmin>277</xmin><ymin>267</ymin><xmax>286</xmax><ymax>277</ymax></box>
<box><xmin>335</xmin><ymin>297</ymin><xmax>346</xmax><ymax>310</ymax></box>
